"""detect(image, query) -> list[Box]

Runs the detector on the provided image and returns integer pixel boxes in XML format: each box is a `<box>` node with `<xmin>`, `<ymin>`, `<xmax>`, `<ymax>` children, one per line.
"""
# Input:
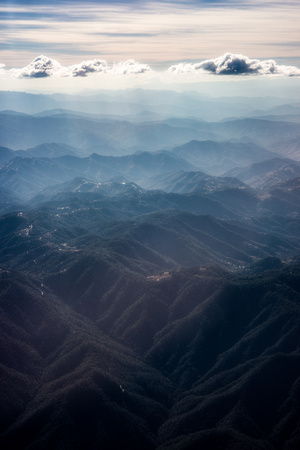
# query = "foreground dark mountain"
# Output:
<box><xmin>1</xmin><ymin>258</ymin><xmax>299</xmax><ymax>449</ymax></box>
<box><xmin>0</xmin><ymin>269</ymin><xmax>171</xmax><ymax>450</ymax></box>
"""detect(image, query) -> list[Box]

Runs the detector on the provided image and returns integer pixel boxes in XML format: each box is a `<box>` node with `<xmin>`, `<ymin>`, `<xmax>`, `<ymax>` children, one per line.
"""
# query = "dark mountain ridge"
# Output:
<box><xmin>1</xmin><ymin>256</ymin><xmax>299</xmax><ymax>449</ymax></box>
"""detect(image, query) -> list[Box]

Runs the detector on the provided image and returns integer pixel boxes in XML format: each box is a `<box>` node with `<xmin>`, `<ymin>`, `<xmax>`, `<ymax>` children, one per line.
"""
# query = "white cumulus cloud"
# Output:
<box><xmin>168</xmin><ymin>53</ymin><xmax>300</xmax><ymax>77</ymax></box>
<box><xmin>7</xmin><ymin>55</ymin><xmax>152</xmax><ymax>79</ymax></box>
<box><xmin>59</xmin><ymin>59</ymin><xmax>109</xmax><ymax>77</ymax></box>
<box><xmin>10</xmin><ymin>55</ymin><xmax>62</xmax><ymax>78</ymax></box>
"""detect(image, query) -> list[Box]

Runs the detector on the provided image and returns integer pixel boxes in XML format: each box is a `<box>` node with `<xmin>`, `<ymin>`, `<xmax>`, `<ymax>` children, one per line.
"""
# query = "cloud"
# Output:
<box><xmin>168</xmin><ymin>53</ymin><xmax>300</xmax><ymax>76</ymax></box>
<box><xmin>111</xmin><ymin>60</ymin><xmax>152</xmax><ymax>75</ymax></box>
<box><xmin>8</xmin><ymin>55</ymin><xmax>152</xmax><ymax>78</ymax></box>
<box><xmin>59</xmin><ymin>59</ymin><xmax>109</xmax><ymax>77</ymax></box>
<box><xmin>10</xmin><ymin>55</ymin><xmax>62</xmax><ymax>78</ymax></box>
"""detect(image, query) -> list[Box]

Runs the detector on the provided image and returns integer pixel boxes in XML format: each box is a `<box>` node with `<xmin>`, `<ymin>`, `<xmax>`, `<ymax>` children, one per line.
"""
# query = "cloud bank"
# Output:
<box><xmin>2</xmin><ymin>54</ymin><xmax>300</xmax><ymax>82</ymax></box>
<box><xmin>168</xmin><ymin>53</ymin><xmax>300</xmax><ymax>77</ymax></box>
<box><xmin>9</xmin><ymin>55</ymin><xmax>152</xmax><ymax>78</ymax></box>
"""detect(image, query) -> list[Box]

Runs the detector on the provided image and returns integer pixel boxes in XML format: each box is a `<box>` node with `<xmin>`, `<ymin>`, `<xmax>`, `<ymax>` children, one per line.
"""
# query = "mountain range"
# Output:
<box><xmin>0</xmin><ymin>89</ymin><xmax>300</xmax><ymax>449</ymax></box>
<box><xmin>224</xmin><ymin>157</ymin><xmax>300</xmax><ymax>190</ymax></box>
<box><xmin>1</xmin><ymin>108</ymin><xmax>300</xmax><ymax>156</ymax></box>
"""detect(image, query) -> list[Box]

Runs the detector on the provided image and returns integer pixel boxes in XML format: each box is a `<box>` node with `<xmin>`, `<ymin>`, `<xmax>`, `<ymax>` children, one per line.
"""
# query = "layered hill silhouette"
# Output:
<box><xmin>1</xmin><ymin>109</ymin><xmax>300</xmax><ymax>156</ymax></box>
<box><xmin>0</xmin><ymin>152</ymin><xmax>193</xmax><ymax>200</ymax></box>
<box><xmin>271</xmin><ymin>137</ymin><xmax>300</xmax><ymax>161</ymax></box>
<box><xmin>169</xmin><ymin>140</ymin><xmax>276</xmax><ymax>175</ymax></box>
<box><xmin>1</xmin><ymin>89</ymin><xmax>299</xmax><ymax>120</ymax></box>
<box><xmin>225</xmin><ymin>158</ymin><xmax>300</xmax><ymax>190</ymax></box>
<box><xmin>0</xmin><ymin>112</ymin><xmax>213</xmax><ymax>152</ymax></box>
<box><xmin>142</xmin><ymin>170</ymin><xmax>250</xmax><ymax>193</ymax></box>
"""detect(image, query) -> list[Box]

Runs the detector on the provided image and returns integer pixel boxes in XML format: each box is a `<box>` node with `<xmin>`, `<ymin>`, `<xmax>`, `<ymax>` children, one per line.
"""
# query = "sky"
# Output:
<box><xmin>0</xmin><ymin>0</ymin><xmax>300</xmax><ymax>93</ymax></box>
